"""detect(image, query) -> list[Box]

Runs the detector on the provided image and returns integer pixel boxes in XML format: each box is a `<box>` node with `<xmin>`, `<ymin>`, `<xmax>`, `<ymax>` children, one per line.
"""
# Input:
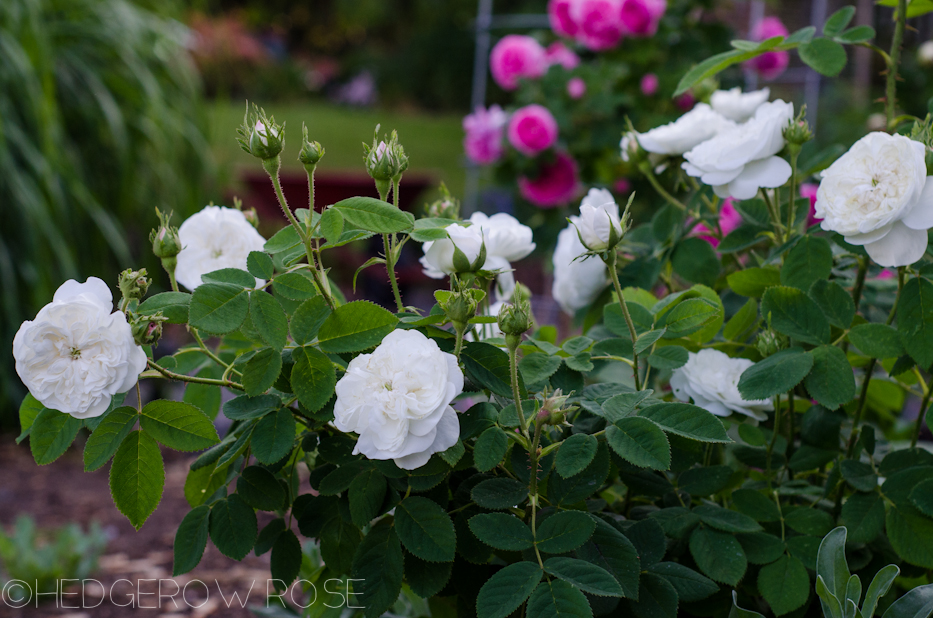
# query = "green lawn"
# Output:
<box><xmin>208</xmin><ymin>100</ymin><xmax>467</xmax><ymax>202</ymax></box>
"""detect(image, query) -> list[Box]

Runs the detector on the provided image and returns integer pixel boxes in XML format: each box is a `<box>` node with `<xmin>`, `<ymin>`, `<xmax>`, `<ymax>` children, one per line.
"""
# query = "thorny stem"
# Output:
<box><xmin>606</xmin><ymin>252</ymin><xmax>642</xmax><ymax>390</ymax></box>
<box><xmin>192</xmin><ymin>329</ymin><xmax>240</xmax><ymax>376</ymax></box>
<box><xmin>382</xmin><ymin>179</ymin><xmax>405</xmax><ymax>312</ymax></box>
<box><xmin>766</xmin><ymin>394</ymin><xmax>781</xmax><ymax>488</ymax></box>
<box><xmin>785</xmin><ymin>149</ymin><xmax>801</xmax><ymax>242</ymax></box>
<box><xmin>641</xmin><ymin>165</ymin><xmax>688</xmax><ymax>212</ymax></box>
<box><xmin>885</xmin><ymin>0</ymin><xmax>908</xmax><ymax>131</ymax></box>
<box><xmin>528</xmin><ymin>418</ymin><xmax>545</xmax><ymax>569</ymax></box>
<box><xmin>508</xmin><ymin>343</ymin><xmax>530</xmax><ymax>439</ymax></box>
<box><xmin>852</xmin><ymin>257</ymin><xmax>869</xmax><ymax>313</ymax></box>
<box><xmin>146</xmin><ymin>359</ymin><xmax>245</xmax><ymax>391</ymax></box>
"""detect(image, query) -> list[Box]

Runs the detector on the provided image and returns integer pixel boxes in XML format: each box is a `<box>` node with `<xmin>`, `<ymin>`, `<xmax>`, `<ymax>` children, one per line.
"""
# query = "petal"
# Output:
<box><xmin>53</xmin><ymin>277</ymin><xmax>113</xmax><ymax>312</ymax></box>
<box><xmin>725</xmin><ymin>156</ymin><xmax>792</xmax><ymax>200</ymax></box>
<box><xmin>902</xmin><ymin>176</ymin><xmax>933</xmax><ymax>230</ymax></box>
<box><xmin>842</xmin><ymin>223</ymin><xmax>893</xmax><ymax>246</ymax></box>
<box><xmin>394</xmin><ymin>406</ymin><xmax>460</xmax><ymax>470</ymax></box>
<box><xmin>863</xmin><ymin>220</ymin><xmax>929</xmax><ymax>267</ymax></box>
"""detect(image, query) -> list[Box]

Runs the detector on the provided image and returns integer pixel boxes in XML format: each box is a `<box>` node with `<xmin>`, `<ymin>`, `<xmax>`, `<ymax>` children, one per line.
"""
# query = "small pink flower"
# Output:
<box><xmin>567</xmin><ymin>77</ymin><xmax>587</xmax><ymax>99</ymax></box>
<box><xmin>877</xmin><ymin>269</ymin><xmax>896</xmax><ymax>280</ymax></box>
<box><xmin>546</xmin><ymin>41</ymin><xmax>580</xmax><ymax>70</ymax></box>
<box><xmin>508</xmin><ymin>105</ymin><xmax>559</xmax><ymax>156</ymax></box>
<box><xmin>745</xmin><ymin>17</ymin><xmax>790</xmax><ymax>80</ymax></box>
<box><xmin>519</xmin><ymin>152</ymin><xmax>580</xmax><ymax>208</ymax></box>
<box><xmin>573</xmin><ymin>0</ymin><xmax>625</xmax><ymax>51</ymax></box>
<box><xmin>800</xmin><ymin>182</ymin><xmax>821</xmax><ymax>226</ymax></box>
<box><xmin>620</xmin><ymin>0</ymin><xmax>667</xmax><ymax>37</ymax></box>
<box><xmin>614</xmin><ymin>178</ymin><xmax>632</xmax><ymax>194</ymax></box>
<box><xmin>640</xmin><ymin>73</ymin><xmax>659</xmax><ymax>96</ymax></box>
<box><xmin>675</xmin><ymin>91</ymin><xmax>696</xmax><ymax>111</ymax></box>
<box><xmin>490</xmin><ymin>35</ymin><xmax>548</xmax><ymax>90</ymax></box>
<box><xmin>695</xmin><ymin>198</ymin><xmax>741</xmax><ymax>248</ymax></box>
<box><xmin>463</xmin><ymin>105</ymin><xmax>508</xmax><ymax>165</ymax></box>
<box><xmin>549</xmin><ymin>0</ymin><xmax>580</xmax><ymax>38</ymax></box>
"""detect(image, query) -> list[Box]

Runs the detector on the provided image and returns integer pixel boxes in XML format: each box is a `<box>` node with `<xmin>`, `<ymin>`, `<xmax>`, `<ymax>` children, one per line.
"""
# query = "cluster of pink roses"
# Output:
<box><xmin>549</xmin><ymin>0</ymin><xmax>667</xmax><ymax>51</ymax></box>
<box><xmin>746</xmin><ymin>17</ymin><xmax>790</xmax><ymax>80</ymax></box>
<box><xmin>489</xmin><ymin>36</ymin><xmax>580</xmax><ymax>91</ymax></box>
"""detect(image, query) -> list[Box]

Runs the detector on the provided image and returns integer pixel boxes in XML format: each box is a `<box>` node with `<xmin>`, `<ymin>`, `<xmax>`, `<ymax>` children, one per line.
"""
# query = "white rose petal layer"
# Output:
<box><xmin>670</xmin><ymin>349</ymin><xmax>773</xmax><ymax>422</ymax></box>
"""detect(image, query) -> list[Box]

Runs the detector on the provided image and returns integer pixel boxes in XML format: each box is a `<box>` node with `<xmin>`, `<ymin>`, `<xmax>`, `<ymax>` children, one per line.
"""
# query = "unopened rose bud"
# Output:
<box><xmin>150</xmin><ymin>209</ymin><xmax>182</xmax><ymax>259</ymax></box>
<box><xmin>783</xmin><ymin>108</ymin><xmax>813</xmax><ymax>150</ymax></box>
<box><xmin>242</xmin><ymin>207</ymin><xmax>260</xmax><ymax>229</ymax></box>
<box><xmin>130</xmin><ymin>312</ymin><xmax>167</xmax><ymax>347</ymax></box>
<box><xmin>619</xmin><ymin>131</ymin><xmax>647</xmax><ymax>165</ymax></box>
<box><xmin>299</xmin><ymin>123</ymin><xmax>324</xmax><ymax>168</ymax></box>
<box><xmin>118</xmin><ymin>268</ymin><xmax>150</xmax><ymax>302</ymax></box>
<box><xmin>498</xmin><ymin>287</ymin><xmax>533</xmax><ymax>349</ymax></box>
<box><xmin>236</xmin><ymin>102</ymin><xmax>285</xmax><ymax>161</ymax></box>
<box><xmin>756</xmin><ymin>329</ymin><xmax>788</xmax><ymax>358</ymax></box>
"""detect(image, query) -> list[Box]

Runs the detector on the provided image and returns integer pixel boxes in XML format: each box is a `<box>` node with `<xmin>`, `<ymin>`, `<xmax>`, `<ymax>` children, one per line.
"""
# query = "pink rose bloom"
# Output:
<box><xmin>546</xmin><ymin>41</ymin><xmax>580</xmax><ymax>70</ymax></box>
<box><xmin>614</xmin><ymin>178</ymin><xmax>632</xmax><ymax>194</ymax></box>
<box><xmin>877</xmin><ymin>269</ymin><xmax>896</xmax><ymax>280</ymax></box>
<box><xmin>549</xmin><ymin>0</ymin><xmax>580</xmax><ymax>38</ymax></box>
<box><xmin>463</xmin><ymin>105</ymin><xmax>508</xmax><ymax>165</ymax></box>
<box><xmin>640</xmin><ymin>73</ymin><xmax>659</xmax><ymax>96</ymax></box>
<box><xmin>573</xmin><ymin>0</ymin><xmax>625</xmax><ymax>51</ymax></box>
<box><xmin>745</xmin><ymin>17</ymin><xmax>790</xmax><ymax>80</ymax></box>
<box><xmin>490</xmin><ymin>35</ymin><xmax>548</xmax><ymax>90</ymax></box>
<box><xmin>620</xmin><ymin>0</ymin><xmax>667</xmax><ymax>37</ymax></box>
<box><xmin>800</xmin><ymin>182</ymin><xmax>821</xmax><ymax>226</ymax></box>
<box><xmin>695</xmin><ymin>198</ymin><xmax>741</xmax><ymax>247</ymax></box>
<box><xmin>675</xmin><ymin>92</ymin><xmax>696</xmax><ymax>111</ymax></box>
<box><xmin>508</xmin><ymin>105</ymin><xmax>559</xmax><ymax>156</ymax></box>
<box><xmin>519</xmin><ymin>152</ymin><xmax>580</xmax><ymax>207</ymax></box>
<box><xmin>567</xmin><ymin>77</ymin><xmax>587</xmax><ymax>99</ymax></box>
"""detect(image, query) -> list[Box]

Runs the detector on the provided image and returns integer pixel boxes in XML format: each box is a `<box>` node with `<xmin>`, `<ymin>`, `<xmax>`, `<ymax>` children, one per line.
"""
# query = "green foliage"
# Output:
<box><xmin>110</xmin><ymin>430</ymin><xmax>165</xmax><ymax>530</ymax></box>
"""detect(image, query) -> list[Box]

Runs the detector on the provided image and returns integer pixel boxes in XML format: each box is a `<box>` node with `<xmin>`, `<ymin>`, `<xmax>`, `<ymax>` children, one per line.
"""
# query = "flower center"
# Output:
<box><xmin>70</xmin><ymin>347</ymin><xmax>81</xmax><ymax>359</ymax></box>
<box><xmin>212</xmin><ymin>249</ymin><xmax>224</xmax><ymax>259</ymax></box>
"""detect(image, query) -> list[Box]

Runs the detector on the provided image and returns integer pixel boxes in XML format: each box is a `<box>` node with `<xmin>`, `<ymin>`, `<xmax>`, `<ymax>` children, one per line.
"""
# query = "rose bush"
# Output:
<box><xmin>15</xmin><ymin>5</ymin><xmax>933</xmax><ymax>618</ymax></box>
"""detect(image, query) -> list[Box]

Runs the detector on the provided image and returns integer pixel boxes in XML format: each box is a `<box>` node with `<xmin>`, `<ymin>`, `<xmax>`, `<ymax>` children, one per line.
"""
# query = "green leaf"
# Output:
<box><xmin>694</xmin><ymin>505</ymin><xmax>762</xmax><ymax>533</ymax></box>
<box><xmin>727</xmin><ymin>267</ymin><xmax>781</xmax><ymax>298</ymax></box>
<box><xmin>404</xmin><ymin>551</ymin><xmax>452</xmax><ymax>598</ymax></box>
<box><xmin>785</xmin><ymin>508</ymin><xmax>834</xmax><ymax>537</ymax></box>
<box><xmin>840</xmin><ymin>492</ymin><xmax>885</xmax><ymax>544</ymax></box>
<box><xmin>556</xmin><ymin>433</ymin><xmax>598</xmax><ymax>478</ymax></box>
<box><xmin>732</xmin><ymin>489</ymin><xmax>781</xmax><ymax>522</ymax></box>
<box><xmin>172</xmin><ymin>505</ymin><xmax>210</xmax><ymax>576</ymax></box>
<box><xmin>601</xmin><ymin>391</ymin><xmax>653</xmax><ymax>422</ymax></box>
<box><xmin>817</xmin><ymin>526</ymin><xmax>850</xmax><ymax>604</ymax></box>
<box><xmin>252</xmin><ymin>407</ymin><xmax>296</xmax><ymax>464</ymax></box>
<box><xmin>886</xmin><ymin>505</ymin><xmax>933</xmax><ymax>568</ymax></box>
<box><xmin>848</xmin><ymin>323</ymin><xmax>904</xmax><ymax>359</ymax></box>
<box><xmin>349</xmin><ymin>468</ymin><xmax>387</xmax><ymax>527</ymax></box>
<box><xmin>731</xmin><ymin>591</ymin><xmax>767</xmax><ymax>618</ymax></box>
<box><xmin>659</xmin><ymin>298</ymin><xmax>719</xmax><ymax>339</ymax></box>
<box><xmin>30</xmin><ymin>408</ymin><xmax>84</xmax><ymax>465</ymax></box>
<box><xmin>799</xmin><ymin>37</ymin><xmax>847</xmax><ymax>76</ymax></box>
<box><xmin>474</xmin><ymin>427</ymin><xmax>510</xmax><ymax>472</ymax></box>
<box><xmin>139</xmin><ymin>400</ymin><xmax>219</xmax><ymax>452</ymax></box>
<box><xmin>842</xmin><ymin>460</ymin><xmax>878</xmax><ymax>493</ymax></box>
<box><xmin>469</xmin><ymin>513</ymin><xmax>534</xmax><ymax>551</ymax></box>
<box><xmin>648</xmin><ymin>346</ymin><xmax>689</xmax><ymax>370</ymax></box>
<box><xmin>520</xmin><ymin>353</ymin><xmax>563</xmax><ymax>385</ymax></box>
<box><xmin>237</xmin><ymin>466</ymin><xmax>286</xmax><ymax>511</ymax></box>
<box><xmin>394</xmin><ymin>497</ymin><xmax>456</xmax><ymax>563</ymax></box>
<box><xmin>209</xmin><ymin>494</ymin><xmax>257</xmax><ymax>560</ymax></box>
<box><xmin>84</xmin><ymin>406</ymin><xmax>138</xmax><ymax>472</ymax></box>
<box><xmin>472</xmin><ymin>477</ymin><xmax>529</xmax><ymax>510</ymax></box>
<box><xmin>291</xmin><ymin>346</ymin><xmax>336</xmax><ymax>413</ymax></box>
<box><xmin>188</xmin><ymin>283</ymin><xmax>249</xmax><ymax>334</ymax></box>
<box><xmin>810</xmin><ymin>280</ymin><xmax>855</xmax><ymax>329</ymax></box>
<box><xmin>761</xmin><ymin>286</ymin><xmax>830</xmax><ymax>344</ymax></box>
<box><xmin>536</xmin><ymin>510</ymin><xmax>597</xmax><ymax>554</ymax></box>
<box><xmin>864</xmin><ymin>565</ymin><xmax>899</xmax><ymax>618</ymax></box>
<box><xmin>678</xmin><ymin>465</ymin><xmax>733</xmax><ymax>496</ymax></box>
<box><xmin>781</xmin><ymin>236</ymin><xmax>833</xmax><ymax>291</ymax></box>
<box><xmin>242</xmin><ymin>348</ymin><xmax>283</xmax><ymax>396</ymax></box>
<box><xmin>264</xmin><ymin>225</ymin><xmax>301</xmax><ymax>254</ymax></box>
<box><xmin>675</xmin><ymin>49</ymin><xmax>750</xmax><ymax>96</ymax></box>
<box><xmin>672</xmin><ymin>237</ymin><xmax>720</xmax><ymax>287</ymax></box>
<box><xmin>202</xmin><ymin>268</ymin><xmax>255</xmax><ymax>288</ymax></box>
<box><xmin>635</xmin><ymin>329</ymin><xmax>667</xmax><ymax>354</ymax></box>
<box><xmin>805</xmin><ymin>345</ymin><xmax>856</xmax><ymax>410</ymax></box>
<box><xmin>138</xmin><ymin>291</ymin><xmax>191</xmax><ymax>324</ymax></box>
<box><xmin>577</xmin><ymin>518</ymin><xmax>641</xmax><ymax>598</ymax></box>
<box><xmin>317</xmin><ymin>301</ymin><xmax>398</xmax><ymax>353</ymax></box>
<box><xmin>476</xmin><ymin>561</ymin><xmax>543</xmax><ymax>618</ymax></box>
<box><xmin>462</xmin><ymin>341</ymin><xmax>526</xmax><ymax>399</ymax></box>
<box><xmin>249</xmin><ymin>291</ymin><xmax>288</xmax><ymax>351</ymax></box>
<box><xmin>823</xmin><ymin>6</ymin><xmax>855</xmax><ymax>36</ymax></box>
<box><xmin>183</xmin><ymin>368</ymin><xmax>221</xmax><ymax>421</ymax></box>
<box><xmin>269</xmin><ymin>529</ymin><xmax>302</xmax><ymax>589</ymax></box>
<box><xmin>639</xmin><ymin>402</ymin><xmax>731</xmax><ymax>443</ymax></box>
<box><xmin>16</xmin><ymin>394</ymin><xmax>45</xmax><ymax>444</ymax></box>
<box><xmin>272</xmin><ymin>272</ymin><xmax>318</xmax><ymax>300</ymax></box>
<box><xmin>247</xmin><ymin>251</ymin><xmax>274</xmax><ymax>280</ymax></box>
<box><xmin>882</xmin><ymin>583</ymin><xmax>933</xmax><ymax>618</ymax></box>
<box><xmin>333</xmin><ymin>196</ymin><xmax>415</xmax><ymax>234</ymax></box>
<box><xmin>544</xmin><ymin>557</ymin><xmax>623</xmax><ymax>597</ymax></box>
<box><xmin>290</xmin><ymin>296</ymin><xmax>331</xmax><ymax>344</ymax></box>
<box><xmin>319</xmin><ymin>207</ymin><xmax>344</xmax><ymax>245</ymax></box>
<box><xmin>738</xmin><ymin>347</ymin><xmax>814</xmax><ymax>400</ymax></box>
<box><xmin>223</xmin><ymin>394</ymin><xmax>279</xmax><ymax>421</ymax></box>
<box><xmin>527</xmin><ymin>579</ymin><xmax>593</xmax><ymax>618</ymax></box>
<box><xmin>184</xmin><ymin>459</ymin><xmax>230</xmax><ymax>507</ymax></box>
<box><xmin>648</xmin><ymin>562</ymin><xmax>718</xmax><ymax>602</ymax></box>
<box><xmin>897</xmin><ymin>277</ymin><xmax>933</xmax><ymax>369</ymax></box>
<box><xmin>759</xmin><ymin>555</ymin><xmax>809</xmax><ymax>616</ymax></box>
<box><xmin>607</xmin><ymin>417</ymin><xmax>671</xmax><ymax>470</ymax></box>
<box><xmin>110</xmin><ymin>430</ymin><xmax>165</xmax><ymax>530</ymax></box>
<box><xmin>352</xmin><ymin>520</ymin><xmax>404</xmax><ymax>618</ymax></box>
<box><xmin>835</xmin><ymin>25</ymin><xmax>876</xmax><ymax>44</ymax></box>
<box><xmin>689</xmin><ymin>526</ymin><xmax>747</xmax><ymax>585</ymax></box>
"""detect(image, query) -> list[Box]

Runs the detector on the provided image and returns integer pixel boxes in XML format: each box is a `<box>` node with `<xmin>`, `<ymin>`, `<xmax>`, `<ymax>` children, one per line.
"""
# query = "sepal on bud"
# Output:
<box><xmin>118</xmin><ymin>268</ymin><xmax>150</xmax><ymax>303</ymax></box>
<box><xmin>424</xmin><ymin>182</ymin><xmax>460</xmax><ymax>219</ymax></box>
<box><xmin>497</xmin><ymin>286</ymin><xmax>533</xmax><ymax>340</ymax></box>
<box><xmin>299</xmin><ymin>123</ymin><xmax>325</xmax><ymax>169</ymax></box>
<box><xmin>783</xmin><ymin>107</ymin><xmax>813</xmax><ymax>151</ymax></box>
<box><xmin>236</xmin><ymin>102</ymin><xmax>285</xmax><ymax>161</ymax></box>
<box><xmin>150</xmin><ymin>209</ymin><xmax>182</xmax><ymax>259</ymax></box>
<box><xmin>435</xmin><ymin>279</ymin><xmax>484</xmax><ymax>328</ymax></box>
<box><xmin>130</xmin><ymin>312</ymin><xmax>167</xmax><ymax>347</ymax></box>
<box><xmin>363</xmin><ymin>126</ymin><xmax>404</xmax><ymax>199</ymax></box>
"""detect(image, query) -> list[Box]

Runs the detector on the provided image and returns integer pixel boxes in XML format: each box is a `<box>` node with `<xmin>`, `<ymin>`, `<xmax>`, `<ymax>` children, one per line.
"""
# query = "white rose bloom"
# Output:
<box><xmin>576</xmin><ymin>188</ymin><xmax>623</xmax><ymax>252</ymax></box>
<box><xmin>670</xmin><ymin>349</ymin><xmax>773</xmax><ymax>422</ymax></box>
<box><xmin>176</xmin><ymin>206</ymin><xmax>267</xmax><ymax>291</ymax></box>
<box><xmin>420</xmin><ymin>223</ymin><xmax>488</xmax><ymax>278</ymax></box>
<box><xmin>710</xmin><ymin>87</ymin><xmax>770</xmax><ymax>123</ymax></box>
<box><xmin>815</xmin><ymin>132</ymin><xmax>933</xmax><ymax>267</ymax></box>
<box><xmin>333</xmin><ymin>329</ymin><xmax>463</xmax><ymax>470</ymax></box>
<box><xmin>467</xmin><ymin>212</ymin><xmax>536</xmax><ymax>262</ymax></box>
<box><xmin>13</xmin><ymin>278</ymin><xmax>148</xmax><ymax>419</ymax></box>
<box><xmin>552</xmin><ymin>218</ymin><xmax>609</xmax><ymax>315</ymax></box>
<box><xmin>636</xmin><ymin>104</ymin><xmax>736</xmax><ymax>156</ymax></box>
<box><xmin>919</xmin><ymin>41</ymin><xmax>933</xmax><ymax>67</ymax></box>
<box><xmin>682</xmin><ymin>100</ymin><xmax>794</xmax><ymax>200</ymax></box>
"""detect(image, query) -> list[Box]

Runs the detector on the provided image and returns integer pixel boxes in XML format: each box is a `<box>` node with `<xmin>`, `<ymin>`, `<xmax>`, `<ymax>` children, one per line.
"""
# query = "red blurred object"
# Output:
<box><xmin>239</xmin><ymin>171</ymin><xmax>434</xmax><ymax>221</ymax></box>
